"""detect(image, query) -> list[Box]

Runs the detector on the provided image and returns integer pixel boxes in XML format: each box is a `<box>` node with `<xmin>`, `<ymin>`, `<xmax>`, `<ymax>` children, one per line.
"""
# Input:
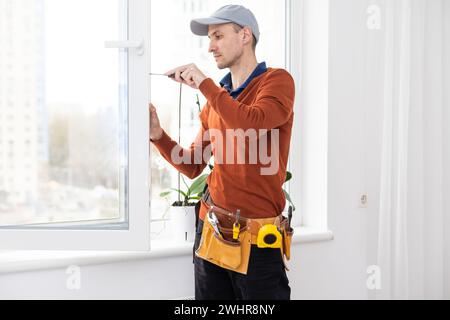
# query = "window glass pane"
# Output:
<box><xmin>0</xmin><ymin>0</ymin><xmax>128</xmax><ymax>227</ymax></box>
<box><xmin>149</xmin><ymin>0</ymin><xmax>286</xmax><ymax>240</ymax></box>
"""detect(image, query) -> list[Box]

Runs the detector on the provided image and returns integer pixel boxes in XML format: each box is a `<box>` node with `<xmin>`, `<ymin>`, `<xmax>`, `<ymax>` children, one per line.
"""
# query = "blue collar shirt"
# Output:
<box><xmin>219</xmin><ymin>62</ymin><xmax>268</xmax><ymax>100</ymax></box>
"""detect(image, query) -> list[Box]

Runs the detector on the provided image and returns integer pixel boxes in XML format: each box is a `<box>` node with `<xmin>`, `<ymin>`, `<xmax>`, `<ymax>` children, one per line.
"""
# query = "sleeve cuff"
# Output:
<box><xmin>150</xmin><ymin>129</ymin><xmax>170</xmax><ymax>145</ymax></box>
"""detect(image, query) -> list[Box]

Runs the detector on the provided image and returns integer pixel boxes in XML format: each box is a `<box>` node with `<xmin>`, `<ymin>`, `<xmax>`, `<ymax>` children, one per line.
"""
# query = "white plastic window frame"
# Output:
<box><xmin>285</xmin><ymin>0</ymin><xmax>304</xmax><ymax>228</ymax></box>
<box><xmin>0</xmin><ymin>0</ymin><xmax>151</xmax><ymax>251</ymax></box>
<box><xmin>288</xmin><ymin>0</ymin><xmax>330</xmax><ymax>231</ymax></box>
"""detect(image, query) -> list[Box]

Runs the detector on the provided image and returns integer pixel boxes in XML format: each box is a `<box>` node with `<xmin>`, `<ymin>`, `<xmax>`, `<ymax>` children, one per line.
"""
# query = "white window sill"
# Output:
<box><xmin>0</xmin><ymin>226</ymin><xmax>333</xmax><ymax>274</ymax></box>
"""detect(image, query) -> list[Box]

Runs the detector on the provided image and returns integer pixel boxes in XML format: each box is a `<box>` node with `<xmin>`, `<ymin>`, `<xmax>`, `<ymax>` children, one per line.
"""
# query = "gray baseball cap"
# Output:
<box><xmin>190</xmin><ymin>5</ymin><xmax>260</xmax><ymax>43</ymax></box>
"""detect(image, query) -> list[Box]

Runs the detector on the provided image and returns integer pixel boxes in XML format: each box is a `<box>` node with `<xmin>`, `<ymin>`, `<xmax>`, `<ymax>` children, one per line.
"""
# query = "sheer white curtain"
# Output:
<box><xmin>375</xmin><ymin>0</ymin><xmax>449</xmax><ymax>299</ymax></box>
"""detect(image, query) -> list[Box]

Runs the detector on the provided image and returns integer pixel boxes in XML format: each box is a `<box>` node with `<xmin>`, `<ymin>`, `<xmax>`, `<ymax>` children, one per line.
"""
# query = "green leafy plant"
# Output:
<box><xmin>159</xmin><ymin>173</ymin><xmax>208</xmax><ymax>207</ymax></box>
<box><xmin>283</xmin><ymin>171</ymin><xmax>296</xmax><ymax>211</ymax></box>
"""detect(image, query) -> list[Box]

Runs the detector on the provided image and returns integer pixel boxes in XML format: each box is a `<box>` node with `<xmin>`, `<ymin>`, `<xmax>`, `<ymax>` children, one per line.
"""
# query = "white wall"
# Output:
<box><xmin>443</xmin><ymin>0</ymin><xmax>450</xmax><ymax>300</ymax></box>
<box><xmin>0</xmin><ymin>0</ymin><xmax>374</xmax><ymax>300</ymax></box>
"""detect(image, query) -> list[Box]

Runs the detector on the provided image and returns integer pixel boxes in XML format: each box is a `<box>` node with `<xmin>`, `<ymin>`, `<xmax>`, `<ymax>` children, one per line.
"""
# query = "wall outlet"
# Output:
<box><xmin>359</xmin><ymin>193</ymin><xmax>368</xmax><ymax>208</ymax></box>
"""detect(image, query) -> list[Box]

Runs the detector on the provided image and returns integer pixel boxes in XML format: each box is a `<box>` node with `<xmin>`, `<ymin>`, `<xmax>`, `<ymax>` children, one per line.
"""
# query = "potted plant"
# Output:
<box><xmin>159</xmin><ymin>173</ymin><xmax>209</xmax><ymax>242</ymax></box>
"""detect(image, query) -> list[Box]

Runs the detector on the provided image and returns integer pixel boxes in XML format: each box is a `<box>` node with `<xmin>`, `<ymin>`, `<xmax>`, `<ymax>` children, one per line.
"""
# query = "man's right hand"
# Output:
<box><xmin>149</xmin><ymin>103</ymin><xmax>163</xmax><ymax>141</ymax></box>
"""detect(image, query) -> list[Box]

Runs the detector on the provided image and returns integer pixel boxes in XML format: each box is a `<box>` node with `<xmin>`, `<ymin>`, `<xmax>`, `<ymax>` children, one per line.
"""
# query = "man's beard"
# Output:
<box><xmin>216</xmin><ymin>50</ymin><xmax>243</xmax><ymax>69</ymax></box>
<box><xmin>216</xmin><ymin>58</ymin><xmax>230</xmax><ymax>69</ymax></box>
<box><xmin>217</xmin><ymin>62</ymin><xmax>227</xmax><ymax>70</ymax></box>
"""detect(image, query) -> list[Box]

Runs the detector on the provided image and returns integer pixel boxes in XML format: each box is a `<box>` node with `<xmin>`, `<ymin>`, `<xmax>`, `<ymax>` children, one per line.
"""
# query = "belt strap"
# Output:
<box><xmin>201</xmin><ymin>188</ymin><xmax>288</xmax><ymax>236</ymax></box>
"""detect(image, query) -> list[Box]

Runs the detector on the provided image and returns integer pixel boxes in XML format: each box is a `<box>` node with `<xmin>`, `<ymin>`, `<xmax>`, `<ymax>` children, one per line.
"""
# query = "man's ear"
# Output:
<box><xmin>242</xmin><ymin>27</ymin><xmax>253</xmax><ymax>45</ymax></box>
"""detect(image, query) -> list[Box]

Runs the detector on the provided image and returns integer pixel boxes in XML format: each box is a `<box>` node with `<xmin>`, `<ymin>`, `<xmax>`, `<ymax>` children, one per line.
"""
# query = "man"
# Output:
<box><xmin>149</xmin><ymin>5</ymin><xmax>295</xmax><ymax>300</ymax></box>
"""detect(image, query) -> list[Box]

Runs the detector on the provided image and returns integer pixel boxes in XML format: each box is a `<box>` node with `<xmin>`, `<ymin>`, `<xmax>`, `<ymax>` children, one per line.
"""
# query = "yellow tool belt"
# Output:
<box><xmin>195</xmin><ymin>198</ymin><xmax>294</xmax><ymax>275</ymax></box>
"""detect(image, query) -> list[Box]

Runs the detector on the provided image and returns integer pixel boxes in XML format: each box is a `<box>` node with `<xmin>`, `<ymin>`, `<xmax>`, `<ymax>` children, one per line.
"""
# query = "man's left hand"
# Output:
<box><xmin>165</xmin><ymin>63</ymin><xmax>207</xmax><ymax>89</ymax></box>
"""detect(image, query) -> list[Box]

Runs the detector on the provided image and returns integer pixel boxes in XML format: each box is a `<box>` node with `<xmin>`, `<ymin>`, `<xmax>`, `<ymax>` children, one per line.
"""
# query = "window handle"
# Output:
<box><xmin>104</xmin><ymin>39</ymin><xmax>144</xmax><ymax>56</ymax></box>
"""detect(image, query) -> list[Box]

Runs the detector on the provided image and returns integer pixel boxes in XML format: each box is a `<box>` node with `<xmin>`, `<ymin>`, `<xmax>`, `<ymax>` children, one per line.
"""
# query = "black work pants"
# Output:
<box><xmin>193</xmin><ymin>219</ymin><xmax>291</xmax><ymax>300</ymax></box>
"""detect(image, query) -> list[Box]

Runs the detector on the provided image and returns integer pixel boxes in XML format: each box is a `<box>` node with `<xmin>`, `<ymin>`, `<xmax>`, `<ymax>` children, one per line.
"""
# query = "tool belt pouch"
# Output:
<box><xmin>195</xmin><ymin>217</ymin><xmax>252</xmax><ymax>275</ymax></box>
<box><xmin>282</xmin><ymin>226</ymin><xmax>294</xmax><ymax>261</ymax></box>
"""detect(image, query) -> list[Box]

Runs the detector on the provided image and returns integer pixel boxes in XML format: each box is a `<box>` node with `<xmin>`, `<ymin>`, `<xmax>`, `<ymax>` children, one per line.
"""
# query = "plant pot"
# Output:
<box><xmin>170</xmin><ymin>205</ymin><xmax>196</xmax><ymax>242</ymax></box>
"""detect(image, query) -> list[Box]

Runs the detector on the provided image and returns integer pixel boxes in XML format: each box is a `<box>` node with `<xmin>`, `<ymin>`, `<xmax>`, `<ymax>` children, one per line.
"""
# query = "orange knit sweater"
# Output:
<box><xmin>152</xmin><ymin>68</ymin><xmax>295</xmax><ymax>221</ymax></box>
